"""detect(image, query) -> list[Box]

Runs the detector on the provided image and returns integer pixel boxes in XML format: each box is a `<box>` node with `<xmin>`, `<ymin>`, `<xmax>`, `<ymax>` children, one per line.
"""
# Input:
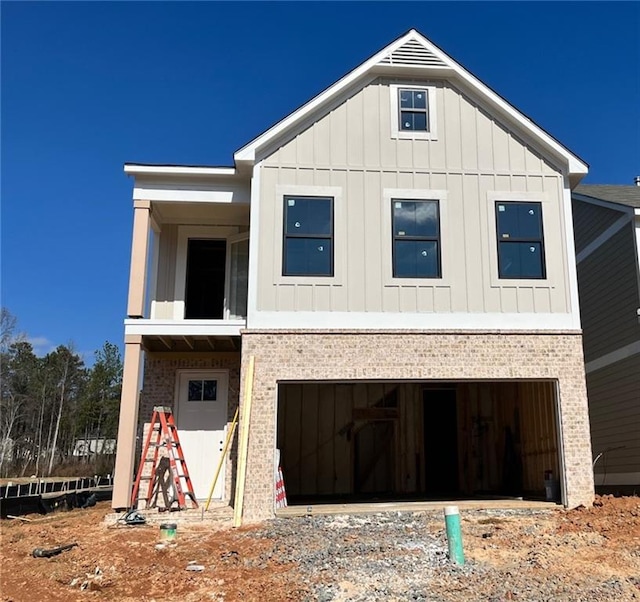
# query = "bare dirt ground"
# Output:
<box><xmin>1</xmin><ymin>495</ymin><xmax>639</xmax><ymax>601</ymax></box>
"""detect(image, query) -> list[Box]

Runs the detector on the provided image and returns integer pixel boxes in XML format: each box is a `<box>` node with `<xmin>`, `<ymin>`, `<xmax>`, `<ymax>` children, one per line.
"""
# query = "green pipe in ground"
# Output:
<box><xmin>444</xmin><ymin>505</ymin><xmax>465</xmax><ymax>565</ymax></box>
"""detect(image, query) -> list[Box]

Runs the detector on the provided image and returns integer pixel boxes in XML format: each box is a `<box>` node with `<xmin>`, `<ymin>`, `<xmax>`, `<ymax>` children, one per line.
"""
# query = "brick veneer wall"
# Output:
<box><xmin>138</xmin><ymin>352</ymin><xmax>241</xmax><ymax>503</ymax></box>
<box><xmin>239</xmin><ymin>331</ymin><xmax>594</xmax><ymax>521</ymax></box>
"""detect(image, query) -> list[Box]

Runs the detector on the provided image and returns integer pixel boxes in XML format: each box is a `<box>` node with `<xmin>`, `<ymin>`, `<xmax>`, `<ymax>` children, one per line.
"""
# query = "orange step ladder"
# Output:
<box><xmin>131</xmin><ymin>406</ymin><xmax>198</xmax><ymax>511</ymax></box>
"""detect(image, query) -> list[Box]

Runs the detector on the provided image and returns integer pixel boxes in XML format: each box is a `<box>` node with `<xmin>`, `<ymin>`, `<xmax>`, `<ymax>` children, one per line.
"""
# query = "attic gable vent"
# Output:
<box><xmin>379</xmin><ymin>39</ymin><xmax>447</xmax><ymax>68</ymax></box>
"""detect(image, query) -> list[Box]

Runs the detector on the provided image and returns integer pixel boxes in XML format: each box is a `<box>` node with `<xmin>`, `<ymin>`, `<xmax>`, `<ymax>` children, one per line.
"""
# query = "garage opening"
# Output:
<box><xmin>276</xmin><ymin>381</ymin><xmax>561</xmax><ymax>506</ymax></box>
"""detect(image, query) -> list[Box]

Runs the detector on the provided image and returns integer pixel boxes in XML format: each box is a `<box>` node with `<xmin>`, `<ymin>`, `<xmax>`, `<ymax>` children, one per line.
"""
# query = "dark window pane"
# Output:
<box><xmin>413</xmin><ymin>112</ymin><xmax>427</xmax><ymax>131</ymax></box>
<box><xmin>399</xmin><ymin>89</ymin><xmax>413</xmax><ymax>108</ymax></box>
<box><xmin>400</xmin><ymin>111</ymin><xmax>415</xmax><ymax>130</ymax></box>
<box><xmin>393</xmin><ymin>201</ymin><xmax>438</xmax><ymax>237</ymax></box>
<box><xmin>394</xmin><ymin>240</ymin><xmax>439</xmax><ymax>278</ymax></box>
<box><xmin>413</xmin><ymin>90</ymin><xmax>427</xmax><ymax>109</ymax></box>
<box><xmin>284</xmin><ymin>238</ymin><xmax>332</xmax><ymax>276</ymax></box>
<box><xmin>188</xmin><ymin>380</ymin><xmax>202</xmax><ymax>402</ymax></box>
<box><xmin>499</xmin><ymin>242</ymin><xmax>544</xmax><ymax>279</ymax></box>
<box><xmin>497</xmin><ymin>203</ymin><xmax>542</xmax><ymax>239</ymax></box>
<box><xmin>305</xmin><ymin>199</ymin><xmax>332</xmax><ymax>235</ymax></box>
<box><xmin>285</xmin><ymin>197</ymin><xmax>332</xmax><ymax>235</ymax></box>
<box><xmin>393</xmin><ymin>201</ymin><xmax>415</xmax><ymax>236</ymax></box>
<box><xmin>202</xmin><ymin>380</ymin><xmax>217</xmax><ymax>401</ymax></box>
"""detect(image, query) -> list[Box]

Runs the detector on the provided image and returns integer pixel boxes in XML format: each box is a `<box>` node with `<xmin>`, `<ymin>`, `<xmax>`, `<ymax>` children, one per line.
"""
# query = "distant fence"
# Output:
<box><xmin>0</xmin><ymin>475</ymin><xmax>113</xmax><ymax>518</ymax></box>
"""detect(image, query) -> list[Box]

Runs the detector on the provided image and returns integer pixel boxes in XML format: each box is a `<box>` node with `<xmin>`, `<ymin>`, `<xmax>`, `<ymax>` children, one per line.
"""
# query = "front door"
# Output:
<box><xmin>175</xmin><ymin>371</ymin><xmax>229</xmax><ymax>501</ymax></box>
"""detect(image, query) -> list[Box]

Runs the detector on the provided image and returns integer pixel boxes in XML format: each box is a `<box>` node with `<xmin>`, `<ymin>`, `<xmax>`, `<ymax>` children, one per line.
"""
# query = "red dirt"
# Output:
<box><xmin>1</xmin><ymin>496</ymin><xmax>639</xmax><ymax>601</ymax></box>
<box><xmin>1</xmin><ymin>504</ymin><xmax>308</xmax><ymax>602</ymax></box>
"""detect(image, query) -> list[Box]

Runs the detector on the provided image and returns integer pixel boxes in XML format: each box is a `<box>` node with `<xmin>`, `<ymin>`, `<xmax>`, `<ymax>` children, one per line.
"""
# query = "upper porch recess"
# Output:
<box><xmin>124</xmin><ymin>165</ymin><xmax>251</xmax><ymax>338</ymax></box>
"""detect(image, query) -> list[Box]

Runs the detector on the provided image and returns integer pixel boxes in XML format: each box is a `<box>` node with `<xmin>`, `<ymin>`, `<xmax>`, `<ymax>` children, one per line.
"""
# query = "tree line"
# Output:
<box><xmin>0</xmin><ymin>309</ymin><xmax>122</xmax><ymax>478</ymax></box>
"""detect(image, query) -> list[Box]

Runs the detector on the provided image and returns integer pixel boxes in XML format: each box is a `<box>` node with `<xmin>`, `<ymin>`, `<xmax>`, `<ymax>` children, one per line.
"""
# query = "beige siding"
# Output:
<box><xmin>257</xmin><ymin>79</ymin><xmax>571</xmax><ymax>316</ymax></box>
<box><xmin>588</xmin><ymin>354</ymin><xmax>640</xmax><ymax>476</ymax></box>
<box><xmin>153</xmin><ymin>224</ymin><xmax>178</xmax><ymax>319</ymax></box>
<box><xmin>572</xmin><ymin>200</ymin><xmax>624</xmax><ymax>254</ymax></box>
<box><xmin>577</xmin><ymin>225</ymin><xmax>640</xmax><ymax>362</ymax></box>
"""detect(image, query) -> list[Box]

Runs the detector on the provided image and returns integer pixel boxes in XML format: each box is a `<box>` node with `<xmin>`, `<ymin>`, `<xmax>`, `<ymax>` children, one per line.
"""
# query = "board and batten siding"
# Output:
<box><xmin>152</xmin><ymin>224</ymin><xmax>178</xmax><ymax>319</ymax></box>
<box><xmin>256</xmin><ymin>78</ymin><xmax>572</xmax><ymax>317</ymax></box>
<box><xmin>576</xmin><ymin>224</ymin><xmax>640</xmax><ymax>363</ymax></box>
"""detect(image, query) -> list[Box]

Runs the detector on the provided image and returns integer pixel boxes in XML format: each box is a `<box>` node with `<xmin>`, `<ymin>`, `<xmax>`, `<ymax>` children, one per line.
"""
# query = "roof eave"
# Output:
<box><xmin>124</xmin><ymin>164</ymin><xmax>238</xmax><ymax>177</ymax></box>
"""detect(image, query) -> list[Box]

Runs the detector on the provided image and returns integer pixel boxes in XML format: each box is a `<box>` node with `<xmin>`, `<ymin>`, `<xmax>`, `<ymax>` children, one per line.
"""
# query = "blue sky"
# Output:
<box><xmin>2</xmin><ymin>2</ymin><xmax>639</xmax><ymax>359</ymax></box>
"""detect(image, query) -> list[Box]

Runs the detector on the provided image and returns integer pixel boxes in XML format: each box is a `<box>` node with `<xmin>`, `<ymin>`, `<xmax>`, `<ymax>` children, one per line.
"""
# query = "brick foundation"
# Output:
<box><xmin>239</xmin><ymin>331</ymin><xmax>594</xmax><ymax>521</ymax></box>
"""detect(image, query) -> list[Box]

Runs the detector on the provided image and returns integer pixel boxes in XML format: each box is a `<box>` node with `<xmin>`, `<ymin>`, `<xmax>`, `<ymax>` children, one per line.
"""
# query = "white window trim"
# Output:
<box><xmin>382</xmin><ymin>189</ymin><xmax>450</xmax><ymax>286</ymax></box>
<box><xmin>486</xmin><ymin>191</ymin><xmax>555</xmax><ymax>288</ymax></box>
<box><xmin>390</xmin><ymin>84</ymin><xmax>438</xmax><ymax>140</ymax></box>
<box><xmin>274</xmin><ymin>185</ymin><xmax>344</xmax><ymax>286</ymax></box>
<box><xmin>173</xmin><ymin>225</ymin><xmax>240</xmax><ymax>320</ymax></box>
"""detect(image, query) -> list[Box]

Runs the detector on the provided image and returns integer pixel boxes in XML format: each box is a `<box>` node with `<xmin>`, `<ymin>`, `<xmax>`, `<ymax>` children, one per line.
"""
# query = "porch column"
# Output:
<box><xmin>127</xmin><ymin>199</ymin><xmax>151</xmax><ymax>318</ymax></box>
<box><xmin>112</xmin><ymin>334</ymin><xmax>143</xmax><ymax>509</ymax></box>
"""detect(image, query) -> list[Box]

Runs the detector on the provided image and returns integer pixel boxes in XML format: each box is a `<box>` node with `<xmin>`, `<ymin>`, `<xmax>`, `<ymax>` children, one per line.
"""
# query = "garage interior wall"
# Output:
<box><xmin>277</xmin><ymin>381</ymin><xmax>559</xmax><ymax>501</ymax></box>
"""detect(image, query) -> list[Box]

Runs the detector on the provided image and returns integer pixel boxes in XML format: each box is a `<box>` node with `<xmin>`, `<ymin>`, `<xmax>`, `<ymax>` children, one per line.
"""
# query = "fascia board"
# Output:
<box><xmin>235</xmin><ymin>29</ymin><xmax>587</xmax><ymax>177</ymax></box>
<box><xmin>124</xmin><ymin>164</ymin><xmax>237</xmax><ymax>177</ymax></box>
<box><xmin>131</xmin><ymin>174</ymin><xmax>250</xmax><ymax>203</ymax></box>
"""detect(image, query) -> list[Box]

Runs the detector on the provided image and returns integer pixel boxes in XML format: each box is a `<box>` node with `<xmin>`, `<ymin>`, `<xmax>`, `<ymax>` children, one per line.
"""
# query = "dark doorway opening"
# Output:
<box><xmin>185</xmin><ymin>239</ymin><xmax>226</xmax><ymax>319</ymax></box>
<box><xmin>423</xmin><ymin>388</ymin><xmax>459</xmax><ymax>496</ymax></box>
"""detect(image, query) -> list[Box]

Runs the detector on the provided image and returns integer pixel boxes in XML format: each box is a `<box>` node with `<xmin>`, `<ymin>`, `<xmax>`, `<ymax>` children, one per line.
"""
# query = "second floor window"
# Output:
<box><xmin>496</xmin><ymin>201</ymin><xmax>546</xmax><ymax>279</ymax></box>
<box><xmin>283</xmin><ymin>196</ymin><xmax>334</xmax><ymax>276</ymax></box>
<box><xmin>392</xmin><ymin>199</ymin><xmax>441</xmax><ymax>278</ymax></box>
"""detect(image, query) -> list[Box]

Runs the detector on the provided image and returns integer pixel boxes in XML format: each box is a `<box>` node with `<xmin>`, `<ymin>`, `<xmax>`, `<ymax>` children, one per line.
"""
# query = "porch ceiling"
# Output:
<box><xmin>142</xmin><ymin>334</ymin><xmax>241</xmax><ymax>353</ymax></box>
<box><xmin>152</xmin><ymin>202</ymin><xmax>250</xmax><ymax>225</ymax></box>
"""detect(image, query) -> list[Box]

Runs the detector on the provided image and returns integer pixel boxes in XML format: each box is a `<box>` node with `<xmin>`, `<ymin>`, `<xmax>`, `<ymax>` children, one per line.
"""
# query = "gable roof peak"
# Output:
<box><xmin>234</xmin><ymin>29</ymin><xmax>587</xmax><ymax>178</ymax></box>
<box><xmin>377</xmin><ymin>30</ymin><xmax>448</xmax><ymax>68</ymax></box>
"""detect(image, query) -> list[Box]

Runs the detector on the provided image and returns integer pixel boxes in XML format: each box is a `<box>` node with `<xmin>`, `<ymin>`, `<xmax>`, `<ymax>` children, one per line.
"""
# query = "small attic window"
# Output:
<box><xmin>399</xmin><ymin>89</ymin><xmax>428</xmax><ymax>131</ymax></box>
<box><xmin>390</xmin><ymin>84</ymin><xmax>437</xmax><ymax>140</ymax></box>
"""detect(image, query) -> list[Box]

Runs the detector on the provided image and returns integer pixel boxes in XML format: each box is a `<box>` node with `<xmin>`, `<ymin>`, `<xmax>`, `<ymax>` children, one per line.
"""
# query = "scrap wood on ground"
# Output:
<box><xmin>1</xmin><ymin>495</ymin><xmax>639</xmax><ymax>601</ymax></box>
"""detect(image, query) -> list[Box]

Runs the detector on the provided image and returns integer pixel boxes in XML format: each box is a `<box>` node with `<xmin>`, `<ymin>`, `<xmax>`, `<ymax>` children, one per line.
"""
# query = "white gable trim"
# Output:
<box><xmin>234</xmin><ymin>29</ymin><xmax>588</xmax><ymax>177</ymax></box>
<box><xmin>234</xmin><ymin>35</ymin><xmax>412</xmax><ymax>162</ymax></box>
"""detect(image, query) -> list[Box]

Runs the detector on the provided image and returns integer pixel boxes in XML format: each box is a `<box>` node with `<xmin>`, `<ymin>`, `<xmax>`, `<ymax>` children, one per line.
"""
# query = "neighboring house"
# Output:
<box><xmin>572</xmin><ymin>184</ymin><xmax>640</xmax><ymax>493</ymax></box>
<box><xmin>112</xmin><ymin>29</ymin><xmax>595</xmax><ymax>520</ymax></box>
<box><xmin>72</xmin><ymin>438</ymin><xmax>116</xmax><ymax>457</ymax></box>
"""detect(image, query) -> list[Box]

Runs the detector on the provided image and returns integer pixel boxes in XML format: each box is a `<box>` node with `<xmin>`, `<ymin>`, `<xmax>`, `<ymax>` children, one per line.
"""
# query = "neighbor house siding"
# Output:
<box><xmin>588</xmin><ymin>354</ymin><xmax>640</xmax><ymax>477</ymax></box>
<box><xmin>577</xmin><ymin>224</ymin><xmax>640</xmax><ymax>363</ymax></box>
<box><xmin>571</xmin><ymin>200</ymin><xmax>624</xmax><ymax>255</ymax></box>
<box><xmin>256</xmin><ymin>79</ymin><xmax>572</xmax><ymax>318</ymax></box>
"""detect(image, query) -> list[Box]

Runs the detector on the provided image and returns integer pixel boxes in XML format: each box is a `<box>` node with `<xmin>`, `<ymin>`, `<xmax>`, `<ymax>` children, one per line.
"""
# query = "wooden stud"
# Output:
<box><xmin>232</xmin><ymin>355</ymin><xmax>255</xmax><ymax>528</ymax></box>
<box><xmin>158</xmin><ymin>336</ymin><xmax>172</xmax><ymax>351</ymax></box>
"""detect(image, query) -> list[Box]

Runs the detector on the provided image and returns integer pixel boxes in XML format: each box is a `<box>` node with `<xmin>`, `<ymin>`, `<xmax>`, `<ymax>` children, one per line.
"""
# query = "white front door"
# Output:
<box><xmin>175</xmin><ymin>370</ymin><xmax>229</xmax><ymax>501</ymax></box>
